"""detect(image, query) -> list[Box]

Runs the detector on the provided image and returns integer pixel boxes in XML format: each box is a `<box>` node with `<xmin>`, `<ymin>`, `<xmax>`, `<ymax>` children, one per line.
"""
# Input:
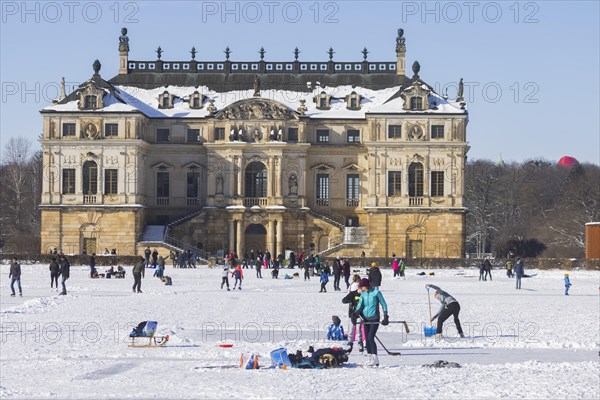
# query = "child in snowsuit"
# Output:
<box><xmin>319</xmin><ymin>270</ymin><xmax>329</xmax><ymax>292</ymax></box>
<box><xmin>342</xmin><ymin>284</ymin><xmax>366</xmax><ymax>352</ymax></box>
<box><xmin>326</xmin><ymin>315</ymin><xmax>347</xmax><ymax>340</ymax></box>
<box><xmin>221</xmin><ymin>266</ymin><xmax>230</xmax><ymax>291</ymax></box>
<box><xmin>232</xmin><ymin>265</ymin><xmax>243</xmax><ymax>290</ymax></box>
<box><xmin>505</xmin><ymin>259</ymin><xmax>514</xmax><ymax>278</ymax></box>
<box><xmin>564</xmin><ymin>274</ymin><xmax>572</xmax><ymax>295</ymax></box>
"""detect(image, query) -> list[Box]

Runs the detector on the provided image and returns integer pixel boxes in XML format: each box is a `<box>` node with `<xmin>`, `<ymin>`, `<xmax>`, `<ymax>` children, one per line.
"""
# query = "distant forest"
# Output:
<box><xmin>1</xmin><ymin>137</ymin><xmax>598</xmax><ymax>257</ymax></box>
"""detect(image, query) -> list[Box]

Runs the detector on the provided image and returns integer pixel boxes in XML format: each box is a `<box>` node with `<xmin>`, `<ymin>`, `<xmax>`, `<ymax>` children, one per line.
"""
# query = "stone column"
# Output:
<box><xmin>237</xmin><ymin>157</ymin><xmax>243</xmax><ymax>197</ymax></box>
<box><xmin>274</xmin><ymin>156</ymin><xmax>281</xmax><ymax>197</ymax></box>
<box><xmin>267</xmin><ymin>219</ymin><xmax>275</xmax><ymax>253</ymax></box>
<box><xmin>229</xmin><ymin>156</ymin><xmax>236</xmax><ymax>196</ymax></box>
<box><xmin>266</xmin><ymin>157</ymin><xmax>272</xmax><ymax>198</ymax></box>
<box><xmin>228</xmin><ymin>219</ymin><xmax>235</xmax><ymax>254</ymax></box>
<box><xmin>236</xmin><ymin>219</ymin><xmax>244</xmax><ymax>256</ymax></box>
<box><xmin>276</xmin><ymin>218</ymin><xmax>283</xmax><ymax>256</ymax></box>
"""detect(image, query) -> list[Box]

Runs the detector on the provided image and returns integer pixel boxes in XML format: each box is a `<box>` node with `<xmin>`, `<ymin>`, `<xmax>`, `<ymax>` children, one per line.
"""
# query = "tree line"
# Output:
<box><xmin>0</xmin><ymin>138</ymin><xmax>598</xmax><ymax>258</ymax></box>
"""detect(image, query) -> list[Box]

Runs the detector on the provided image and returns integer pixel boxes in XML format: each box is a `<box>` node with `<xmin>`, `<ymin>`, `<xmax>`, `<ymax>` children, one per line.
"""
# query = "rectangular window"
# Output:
<box><xmin>388</xmin><ymin>125</ymin><xmax>402</xmax><ymax>139</ymax></box>
<box><xmin>316</xmin><ymin>174</ymin><xmax>329</xmax><ymax>205</ymax></box>
<box><xmin>214</xmin><ymin>127</ymin><xmax>225</xmax><ymax>141</ymax></box>
<box><xmin>62</xmin><ymin>123</ymin><xmax>76</xmax><ymax>137</ymax></box>
<box><xmin>187</xmin><ymin>172</ymin><xmax>200</xmax><ymax>198</ymax></box>
<box><xmin>287</xmin><ymin>128</ymin><xmax>298</xmax><ymax>142</ymax></box>
<box><xmin>346</xmin><ymin>174</ymin><xmax>359</xmax><ymax>199</ymax></box>
<box><xmin>162</xmin><ymin>97</ymin><xmax>170</xmax><ymax>108</ymax></box>
<box><xmin>431</xmin><ymin>171</ymin><xmax>444</xmax><ymax>197</ymax></box>
<box><xmin>84</xmin><ymin>95</ymin><xmax>97</xmax><ymax>109</ymax></box>
<box><xmin>192</xmin><ymin>97</ymin><xmax>201</xmax><ymax>108</ymax></box>
<box><xmin>410</xmin><ymin>97</ymin><xmax>423</xmax><ymax>110</ymax></box>
<box><xmin>319</xmin><ymin>97</ymin><xmax>328</xmax><ymax>109</ymax></box>
<box><xmin>350</xmin><ymin>98</ymin><xmax>358</xmax><ymax>108</ymax></box>
<box><xmin>62</xmin><ymin>169</ymin><xmax>75</xmax><ymax>194</ymax></box>
<box><xmin>104</xmin><ymin>123</ymin><xmax>118</xmax><ymax>137</ymax></box>
<box><xmin>156</xmin><ymin>128</ymin><xmax>170</xmax><ymax>143</ymax></box>
<box><xmin>104</xmin><ymin>169</ymin><xmax>118</xmax><ymax>194</ymax></box>
<box><xmin>156</xmin><ymin>172</ymin><xmax>170</xmax><ymax>198</ymax></box>
<box><xmin>387</xmin><ymin>171</ymin><xmax>402</xmax><ymax>196</ymax></box>
<box><xmin>316</xmin><ymin>129</ymin><xmax>329</xmax><ymax>143</ymax></box>
<box><xmin>431</xmin><ymin>125</ymin><xmax>445</xmax><ymax>139</ymax></box>
<box><xmin>187</xmin><ymin>129</ymin><xmax>200</xmax><ymax>143</ymax></box>
<box><xmin>347</xmin><ymin>129</ymin><xmax>360</xmax><ymax>143</ymax></box>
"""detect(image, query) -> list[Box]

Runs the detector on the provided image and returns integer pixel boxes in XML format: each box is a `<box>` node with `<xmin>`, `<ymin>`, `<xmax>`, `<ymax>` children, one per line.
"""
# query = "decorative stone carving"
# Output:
<box><xmin>216</xmin><ymin>173</ymin><xmax>224</xmax><ymax>194</ymax></box>
<box><xmin>77</xmin><ymin>81</ymin><xmax>104</xmax><ymax>110</ymax></box>
<box><xmin>400</xmin><ymin>80</ymin><xmax>430</xmax><ymax>111</ymax></box>
<box><xmin>288</xmin><ymin>173</ymin><xmax>298</xmax><ymax>196</ymax></box>
<box><xmin>81</xmin><ymin>121</ymin><xmax>100</xmax><ymax>139</ymax></box>
<box><xmin>408</xmin><ymin>124</ymin><xmax>424</xmax><ymax>141</ymax></box>
<box><xmin>119</xmin><ymin>27</ymin><xmax>129</xmax><ymax>53</ymax></box>
<box><xmin>216</xmin><ymin>99</ymin><xmax>296</xmax><ymax>120</ymax></box>
<box><xmin>297</xmin><ymin>99</ymin><xmax>308</xmax><ymax>115</ymax></box>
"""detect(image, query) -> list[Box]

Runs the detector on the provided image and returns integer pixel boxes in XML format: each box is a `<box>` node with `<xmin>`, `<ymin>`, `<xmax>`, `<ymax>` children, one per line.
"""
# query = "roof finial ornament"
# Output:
<box><xmin>412</xmin><ymin>60</ymin><xmax>420</xmax><ymax>79</ymax></box>
<box><xmin>259</xmin><ymin>47</ymin><xmax>265</xmax><ymax>60</ymax></box>
<box><xmin>118</xmin><ymin>27</ymin><xmax>129</xmax><ymax>53</ymax></box>
<box><xmin>92</xmin><ymin>59</ymin><xmax>101</xmax><ymax>76</ymax></box>
<box><xmin>396</xmin><ymin>28</ymin><xmax>406</xmax><ymax>55</ymax></box>
<box><xmin>190</xmin><ymin>47</ymin><xmax>197</xmax><ymax>60</ymax></box>
<box><xmin>156</xmin><ymin>46</ymin><xmax>163</xmax><ymax>60</ymax></box>
<box><xmin>224</xmin><ymin>46</ymin><xmax>231</xmax><ymax>60</ymax></box>
<box><xmin>362</xmin><ymin>47</ymin><xmax>369</xmax><ymax>61</ymax></box>
<box><xmin>327</xmin><ymin>47</ymin><xmax>335</xmax><ymax>61</ymax></box>
<box><xmin>294</xmin><ymin>47</ymin><xmax>300</xmax><ymax>61</ymax></box>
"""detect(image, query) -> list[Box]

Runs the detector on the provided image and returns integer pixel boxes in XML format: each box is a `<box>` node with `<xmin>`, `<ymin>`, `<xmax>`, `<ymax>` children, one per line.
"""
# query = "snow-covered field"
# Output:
<box><xmin>1</xmin><ymin>263</ymin><xmax>598</xmax><ymax>399</ymax></box>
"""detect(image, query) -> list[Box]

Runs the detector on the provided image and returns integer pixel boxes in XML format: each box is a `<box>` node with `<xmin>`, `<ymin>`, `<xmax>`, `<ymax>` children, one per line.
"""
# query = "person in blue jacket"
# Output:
<box><xmin>319</xmin><ymin>269</ymin><xmax>329</xmax><ymax>292</ymax></box>
<box><xmin>564</xmin><ymin>273</ymin><xmax>572</xmax><ymax>295</ymax></box>
<box><xmin>326</xmin><ymin>315</ymin><xmax>347</xmax><ymax>340</ymax></box>
<box><xmin>352</xmin><ymin>278</ymin><xmax>389</xmax><ymax>366</ymax></box>
<box><xmin>514</xmin><ymin>257</ymin><xmax>524</xmax><ymax>290</ymax></box>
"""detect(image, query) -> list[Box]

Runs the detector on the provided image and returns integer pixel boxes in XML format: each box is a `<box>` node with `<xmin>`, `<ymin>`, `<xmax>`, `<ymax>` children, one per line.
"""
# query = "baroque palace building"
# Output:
<box><xmin>40</xmin><ymin>28</ymin><xmax>469</xmax><ymax>259</ymax></box>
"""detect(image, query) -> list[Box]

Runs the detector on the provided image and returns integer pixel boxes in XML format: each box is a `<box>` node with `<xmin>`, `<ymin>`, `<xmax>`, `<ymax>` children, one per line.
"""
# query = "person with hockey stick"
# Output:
<box><xmin>352</xmin><ymin>278</ymin><xmax>389</xmax><ymax>366</ymax></box>
<box><xmin>426</xmin><ymin>284</ymin><xmax>465</xmax><ymax>338</ymax></box>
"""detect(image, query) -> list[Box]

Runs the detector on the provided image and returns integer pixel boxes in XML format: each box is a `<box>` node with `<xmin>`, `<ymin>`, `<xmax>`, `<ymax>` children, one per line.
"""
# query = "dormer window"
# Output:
<box><xmin>410</xmin><ymin>97</ymin><xmax>423</xmax><ymax>110</ymax></box>
<box><xmin>77</xmin><ymin>81</ymin><xmax>104</xmax><ymax>110</ymax></box>
<box><xmin>84</xmin><ymin>95</ymin><xmax>97</xmax><ymax>109</ymax></box>
<box><xmin>315</xmin><ymin>91</ymin><xmax>331</xmax><ymax>110</ymax></box>
<box><xmin>158</xmin><ymin>91</ymin><xmax>174</xmax><ymax>109</ymax></box>
<box><xmin>189</xmin><ymin>91</ymin><xmax>205</xmax><ymax>110</ymax></box>
<box><xmin>345</xmin><ymin>91</ymin><xmax>362</xmax><ymax>110</ymax></box>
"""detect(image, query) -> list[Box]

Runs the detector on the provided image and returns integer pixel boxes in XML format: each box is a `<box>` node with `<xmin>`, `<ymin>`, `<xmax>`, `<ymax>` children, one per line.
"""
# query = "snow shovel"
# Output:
<box><xmin>424</xmin><ymin>288</ymin><xmax>436</xmax><ymax>337</ymax></box>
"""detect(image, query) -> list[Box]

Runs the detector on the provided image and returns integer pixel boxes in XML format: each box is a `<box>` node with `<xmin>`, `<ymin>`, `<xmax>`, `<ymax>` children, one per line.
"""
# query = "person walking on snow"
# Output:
<box><xmin>484</xmin><ymin>258</ymin><xmax>493</xmax><ymax>281</ymax></box>
<box><xmin>505</xmin><ymin>258</ymin><xmax>514</xmax><ymax>278</ymax></box>
<box><xmin>319</xmin><ymin>269</ymin><xmax>329</xmax><ymax>292</ymax></box>
<box><xmin>221</xmin><ymin>266</ymin><xmax>230</xmax><ymax>291</ymax></box>
<box><xmin>49</xmin><ymin>257</ymin><xmax>60</xmax><ymax>291</ymax></box>
<box><xmin>392</xmin><ymin>254</ymin><xmax>400</xmax><ymax>277</ymax></box>
<box><xmin>232</xmin><ymin>265</ymin><xmax>243</xmax><ymax>290</ymax></box>
<box><xmin>479</xmin><ymin>260</ymin><xmax>486</xmax><ymax>281</ymax></box>
<box><xmin>58</xmin><ymin>255</ymin><xmax>70</xmax><ymax>295</ymax></box>
<box><xmin>132</xmin><ymin>256</ymin><xmax>145</xmax><ymax>293</ymax></box>
<box><xmin>514</xmin><ymin>257</ymin><xmax>524</xmax><ymax>290</ymax></box>
<box><xmin>332</xmin><ymin>257</ymin><xmax>342</xmax><ymax>291</ymax></box>
<box><xmin>255</xmin><ymin>257</ymin><xmax>262</xmax><ymax>278</ymax></box>
<box><xmin>342</xmin><ymin>258</ymin><xmax>351</xmax><ymax>288</ymax></box>
<box><xmin>368</xmin><ymin>262</ymin><xmax>382</xmax><ymax>290</ymax></box>
<box><xmin>9</xmin><ymin>258</ymin><xmax>22</xmax><ymax>297</ymax></box>
<box><xmin>352</xmin><ymin>278</ymin><xmax>389</xmax><ymax>366</ymax></box>
<box><xmin>426</xmin><ymin>284</ymin><xmax>465</xmax><ymax>338</ymax></box>
<box><xmin>303</xmin><ymin>257</ymin><xmax>311</xmax><ymax>281</ymax></box>
<box><xmin>399</xmin><ymin>258</ymin><xmax>406</xmax><ymax>279</ymax></box>
<box><xmin>564</xmin><ymin>273</ymin><xmax>572</xmax><ymax>295</ymax></box>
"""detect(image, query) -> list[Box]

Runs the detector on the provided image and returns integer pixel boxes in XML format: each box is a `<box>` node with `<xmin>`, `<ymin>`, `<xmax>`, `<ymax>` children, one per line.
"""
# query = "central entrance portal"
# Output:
<box><xmin>245</xmin><ymin>223</ymin><xmax>267</xmax><ymax>254</ymax></box>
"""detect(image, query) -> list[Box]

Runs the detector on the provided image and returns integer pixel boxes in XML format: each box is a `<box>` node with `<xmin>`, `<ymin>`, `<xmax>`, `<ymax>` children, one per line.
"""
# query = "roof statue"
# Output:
<box><xmin>224</xmin><ymin>46</ymin><xmax>231</xmax><ymax>60</ymax></box>
<box><xmin>362</xmin><ymin>47</ymin><xmax>369</xmax><ymax>60</ymax></box>
<box><xmin>396</xmin><ymin>28</ymin><xmax>406</xmax><ymax>54</ymax></box>
<box><xmin>253</xmin><ymin>75</ymin><xmax>261</xmax><ymax>97</ymax></box>
<box><xmin>259</xmin><ymin>47</ymin><xmax>266</xmax><ymax>60</ymax></box>
<box><xmin>59</xmin><ymin>77</ymin><xmax>66</xmax><ymax>101</ymax></box>
<box><xmin>190</xmin><ymin>47</ymin><xmax>197</xmax><ymax>60</ymax></box>
<box><xmin>328</xmin><ymin>47</ymin><xmax>335</xmax><ymax>61</ymax></box>
<box><xmin>457</xmin><ymin>78</ymin><xmax>464</xmax><ymax>102</ymax></box>
<box><xmin>118</xmin><ymin>27</ymin><xmax>129</xmax><ymax>53</ymax></box>
<box><xmin>156</xmin><ymin>46</ymin><xmax>162</xmax><ymax>60</ymax></box>
<box><xmin>294</xmin><ymin>47</ymin><xmax>300</xmax><ymax>61</ymax></box>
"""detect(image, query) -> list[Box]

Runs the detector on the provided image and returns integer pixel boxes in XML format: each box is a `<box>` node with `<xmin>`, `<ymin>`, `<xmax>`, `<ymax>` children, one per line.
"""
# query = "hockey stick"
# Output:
<box><xmin>359</xmin><ymin>320</ymin><xmax>410</xmax><ymax>333</ymax></box>
<box><xmin>374</xmin><ymin>335</ymin><xmax>401</xmax><ymax>356</ymax></box>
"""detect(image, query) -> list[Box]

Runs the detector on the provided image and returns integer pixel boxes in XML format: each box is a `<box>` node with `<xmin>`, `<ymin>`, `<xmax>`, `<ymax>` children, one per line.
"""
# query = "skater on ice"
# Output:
<box><xmin>352</xmin><ymin>278</ymin><xmax>389</xmax><ymax>366</ymax></box>
<box><xmin>58</xmin><ymin>255</ymin><xmax>70</xmax><ymax>295</ymax></box>
<box><xmin>232</xmin><ymin>264</ymin><xmax>243</xmax><ymax>290</ymax></box>
<box><xmin>49</xmin><ymin>257</ymin><xmax>60</xmax><ymax>291</ymax></box>
<box><xmin>132</xmin><ymin>256</ymin><xmax>145</xmax><ymax>293</ymax></box>
<box><xmin>221</xmin><ymin>265</ymin><xmax>230</xmax><ymax>291</ymax></box>
<box><xmin>9</xmin><ymin>258</ymin><xmax>22</xmax><ymax>297</ymax></box>
<box><xmin>564</xmin><ymin>273</ymin><xmax>572</xmax><ymax>295</ymax></box>
<box><xmin>426</xmin><ymin>284</ymin><xmax>465</xmax><ymax>338</ymax></box>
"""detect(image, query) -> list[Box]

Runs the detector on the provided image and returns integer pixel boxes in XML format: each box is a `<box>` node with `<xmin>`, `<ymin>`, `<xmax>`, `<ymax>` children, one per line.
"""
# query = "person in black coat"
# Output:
<box><xmin>58</xmin><ymin>255</ymin><xmax>70</xmax><ymax>295</ymax></box>
<box><xmin>342</xmin><ymin>287</ymin><xmax>366</xmax><ymax>352</ymax></box>
<box><xmin>368</xmin><ymin>262</ymin><xmax>382</xmax><ymax>289</ymax></box>
<box><xmin>332</xmin><ymin>257</ymin><xmax>342</xmax><ymax>291</ymax></box>
<box><xmin>89</xmin><ymin>253</ymin><xmax>96</xmax><ymax>278</ymax></box>
<box><xmin>342</xmin><ymin>259</ymin><xmax>351</xmax><ymax>289</ymax></box>
<box><xmin>49</xmin><ymin>257</ymin><xmax>60</xmax><ymax>290</ymax></box>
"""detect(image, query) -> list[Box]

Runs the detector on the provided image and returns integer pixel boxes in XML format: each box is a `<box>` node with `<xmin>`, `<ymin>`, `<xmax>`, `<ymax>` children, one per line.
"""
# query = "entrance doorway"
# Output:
<box><xmin>245</xmin><ymin>224</ymin><xmax>267</xmax><ymax>254</ymax></box>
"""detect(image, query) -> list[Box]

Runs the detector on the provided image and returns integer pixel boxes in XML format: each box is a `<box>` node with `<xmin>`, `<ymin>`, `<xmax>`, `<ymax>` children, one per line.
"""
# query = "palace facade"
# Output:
<box><xmin>40</xmin><ymin>29</ymin><xmax>469</xmax><ymax>259</ymax></box>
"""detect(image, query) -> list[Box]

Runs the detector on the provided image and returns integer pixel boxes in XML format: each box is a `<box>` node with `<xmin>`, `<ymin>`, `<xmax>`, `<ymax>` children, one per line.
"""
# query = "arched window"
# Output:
<box><xmin>245</xmin><ymin>162</ymin><xmax>267</xmax><ymax>198</ymax></box>
<box><xmin>408</xmin><ymin>162</ymin><xmax>423</xmax><ymax>197</ymax></box>
<box><xmin>82</xmin><ymin>161</ymin><xmax>98</xmax><ymax>195</ymax></box>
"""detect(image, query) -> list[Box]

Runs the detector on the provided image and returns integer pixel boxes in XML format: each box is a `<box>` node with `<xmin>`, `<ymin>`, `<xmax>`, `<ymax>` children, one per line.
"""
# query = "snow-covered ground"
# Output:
<box><xmin>1</xmin><ymin>263</ymin><xmax>598</xmax><ymax>399</ymax></box>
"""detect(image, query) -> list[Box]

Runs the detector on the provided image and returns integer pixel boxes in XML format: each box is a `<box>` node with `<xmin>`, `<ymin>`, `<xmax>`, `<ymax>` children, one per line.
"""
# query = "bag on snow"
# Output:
<box><xmin>240</xmin><ymin>353</ymin><xmax>260</xmax><ymax>369</ymax></box>
<box><xmin>270</xmin><ymin>348</ymin><xmax>293</xmax><ymax>368</ymax></box>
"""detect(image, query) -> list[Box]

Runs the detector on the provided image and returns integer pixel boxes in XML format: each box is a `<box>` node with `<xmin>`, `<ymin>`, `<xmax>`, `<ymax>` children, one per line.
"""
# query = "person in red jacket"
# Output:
<box><xmin>232</xmin><ymin>265</ymin><xmax>244</xmax><ymax>290</ymax></box>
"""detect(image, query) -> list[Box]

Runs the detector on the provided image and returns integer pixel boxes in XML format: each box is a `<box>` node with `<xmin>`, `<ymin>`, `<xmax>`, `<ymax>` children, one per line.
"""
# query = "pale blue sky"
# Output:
<box><xmin>1</xmin><ymin>0</ymin><xmax>598</xmax><ymax>164</ymax></box>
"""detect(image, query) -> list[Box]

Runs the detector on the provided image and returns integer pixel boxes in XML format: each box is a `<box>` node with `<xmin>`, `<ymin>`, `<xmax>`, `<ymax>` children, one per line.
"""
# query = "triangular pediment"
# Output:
<box><xmin>182</xmin><ymin>161</ymin><xmax>205</xmax><ymax>170</ymax></box>
<box><xmin>341</xmin><ymin>163</ymin><xmax>364</xmax><ymax>172</ymax></box>
<box><xmin>215</xmin><ymin>98</ymin><xmax>298</xmax><ymax>120</ymax></box>
<box><xmin>310</xmin><ymin>163</ymin><xmax>335</xmax><ymax>171</ymax></box>
<box><xmin>151</xmin><ymin>161</ymin><xmax>173</xmax><ymax>170</ymax></box>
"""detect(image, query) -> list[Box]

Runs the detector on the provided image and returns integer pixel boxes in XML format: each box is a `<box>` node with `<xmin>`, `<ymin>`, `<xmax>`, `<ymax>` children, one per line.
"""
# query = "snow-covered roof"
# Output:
<box><xmin>42</xmin><ymin>84</ymin><xmax>466</xmax><ymax>118</ymax></box>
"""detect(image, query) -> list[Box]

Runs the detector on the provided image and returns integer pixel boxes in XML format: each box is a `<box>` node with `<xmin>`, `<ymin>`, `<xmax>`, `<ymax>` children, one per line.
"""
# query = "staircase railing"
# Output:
<box><xmin>163</xmin><ymin>233</ymin><xmax>210</xmax><ymax>262</ymax></box>
<box><xmin>307</xmin><ymin>208</ymin><xmax>345</xmax><ymax>230</ymax></box>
